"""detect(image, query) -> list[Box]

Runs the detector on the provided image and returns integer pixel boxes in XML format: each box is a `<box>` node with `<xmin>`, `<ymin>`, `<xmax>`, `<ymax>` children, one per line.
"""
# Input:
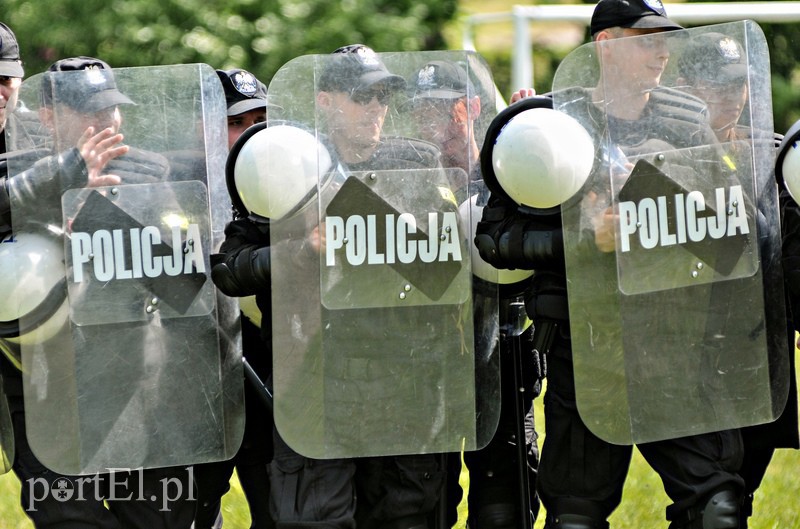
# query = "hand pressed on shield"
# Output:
<box><xmin>309</xmin><ymin>223</ymin><xmax>326</xmax><ymax>254</ymax></box>
<box><xmin>78</xmin><ymin>126</ymin><xmax>127</xmax><ymax>187</ymax></box>
<box><xmin>586</xmin><ymin>191</ymin><xmax>618</xmax><ymax>253</ymax></box>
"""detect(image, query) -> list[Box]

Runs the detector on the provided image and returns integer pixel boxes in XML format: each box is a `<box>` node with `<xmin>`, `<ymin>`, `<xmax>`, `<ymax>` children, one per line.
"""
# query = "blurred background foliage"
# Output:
<box><xmin>4</xmin><ymin>0</ymin><xmax>800</xmax><ymax>130</ymax></box>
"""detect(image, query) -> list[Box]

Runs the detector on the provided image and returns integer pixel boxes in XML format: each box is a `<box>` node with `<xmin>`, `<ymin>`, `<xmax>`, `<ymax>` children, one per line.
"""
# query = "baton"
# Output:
<box><xmin>511</xmin><ymin>330</ymin><xmax>534</xmax><ymax>529</ymax></box>
<box><xmin>242</xmin><ymin>357</ymin><xmax>273</xmax><ymax>416</ymax></box>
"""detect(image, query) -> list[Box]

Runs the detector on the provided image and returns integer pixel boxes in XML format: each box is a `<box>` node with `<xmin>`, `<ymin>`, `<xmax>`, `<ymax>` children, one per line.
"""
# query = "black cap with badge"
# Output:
<box><xmin>408</xmin><ymin>61</ymin><xmax>475</xmax><ymax>102</ymax></box>
<box><xmin>677</xmin><ymin>32</ymin><xmax>748</xmax><ymax>85</ymax></box>
<box><xmin>41</xmin><ymin>56</ymin><xmax>135</xmax><ymax>113</ymax></box>
<box><xmin>0</xmin><ymin>21</ymin><xmax>24</xmax><ymax>78</ymax></box>
<box><xmin>590</xmin><ymin>0</ymin><xmax>683</xmax><ymax>35</ymax></box>
<box><xmin>217</xmin><ymin>68</ymin><xmax>270</xmax><ymax>117</ymax></box>
<box><xmin>318</xmin><ymin>44</ymin><xmax>406</xmax><ymax>95</ymax></box>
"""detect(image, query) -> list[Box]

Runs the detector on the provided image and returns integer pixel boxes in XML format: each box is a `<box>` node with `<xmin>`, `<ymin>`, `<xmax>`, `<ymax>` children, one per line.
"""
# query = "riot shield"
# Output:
<box><xmin>265</xmin><ymin>50</ymin><xmax>500</xmax><ymax>458</ymax></box>
<box><xmin>552</xmin><ymin>21</ymin><xmax>788</xmax><ymax>444</ymax></box>
<box><xmin>6</xmin><ymin>63</ymin><xmax>244</xmax><ymax>474</ymax></box>
<box><xmin>0</xmin><ymin>353</ymin><xmax>14</xmax><ymax>474</ymax></box>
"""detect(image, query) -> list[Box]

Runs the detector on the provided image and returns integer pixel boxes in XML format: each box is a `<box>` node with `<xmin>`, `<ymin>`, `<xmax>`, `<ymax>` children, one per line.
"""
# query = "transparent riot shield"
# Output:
<box><xmin>0</xmin><ymin>354</ymin><xmax>14</xmax><ymax>474</ymax></box>
<box><xmin>6</xmin><ymin>63</ymin><xmax>243</xmax><ymax>474</ymax></box>
<box><xmin>552</xmin><ymin>21</ymin><xmax>788</xmax><ymax>444</ymax></box>
<box><xmin>265</xmin><ymin>50</ymin><xmax>500</xmax><ymax>458</ymax></box>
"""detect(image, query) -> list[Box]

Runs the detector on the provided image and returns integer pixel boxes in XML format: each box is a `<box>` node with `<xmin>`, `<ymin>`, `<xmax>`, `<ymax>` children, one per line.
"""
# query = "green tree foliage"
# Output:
<box><xmin>3</xmin><ymin>0</ymin><xmax>458</xmax><ymax>83</ymax></box>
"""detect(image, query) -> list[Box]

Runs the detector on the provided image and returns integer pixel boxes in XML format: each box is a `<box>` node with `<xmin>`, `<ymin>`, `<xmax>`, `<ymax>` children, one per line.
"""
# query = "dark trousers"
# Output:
<box><xmin>269</xmin><ymin>426</ymin><xmax>445</xmax><ymax>529</ymax></box>
<box><xmin>192</xmin><ymin>436</ymin><xmax>272</xmax><ymax>529</ymax></box>
<box><xmin>193</xmin><ymin>316</ymin><xmax>274</xmax><ymax>529</ymax></box>
<box><xmin>538</xmin><ymin>353</ymin><xmax>744</xmax><ymax>526</ymax></box>
<box><xmin>268</xmin><ymin>427</ymin><xmax>357</xmax><ymax>529</ymax></box>
<box><xmin>445</xmin><ymin>327</ymin><xmax>542</xmax><ymax>528</ymax></box>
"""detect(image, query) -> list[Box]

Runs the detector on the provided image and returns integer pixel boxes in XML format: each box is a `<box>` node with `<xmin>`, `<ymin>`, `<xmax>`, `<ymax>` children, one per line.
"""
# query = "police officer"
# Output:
<box><xmin>475</xmin><ymin>2</ymin><xmax>749</xmax><ymax>528</ymax></box>
<box><xmin>215</xmin><ymin>44</ymin><xmax>451</xmax><ymax>529</ymax></box>
<box><xmin>406</xmin><ymin>60</ymin><xmax>542</xmax><ymax>529</ymax></box>
<box><xmin>192</xmin><ymin>68</ymin><xmax>274</xmax><ymax>529</ymax></box>
<box><xmin>1</xmin><ymin>55</ymin><xmax>195</xmax><ymax>528</ymax></box>
<box><xmin>678</xmin><ymin>32</ymin><xmax>800</xmax><ymax>528</ymax></box>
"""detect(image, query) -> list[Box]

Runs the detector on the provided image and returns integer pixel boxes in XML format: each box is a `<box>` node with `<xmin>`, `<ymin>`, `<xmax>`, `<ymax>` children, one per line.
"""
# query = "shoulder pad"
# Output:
<box><xmin>5</xmin><ymin>111</ymin><xmax>50</xmax><ymax>152</ymax></box>
<box><xmin>648</xmin><ymin>87</ymin><xmax>709</xmax><ymax>126</ymax></box>
<box><xmin>371</xmin><ymin>136</ymin><xmax>442</xmax><ymax>170</ymax></box>
<box><xmin>105</xmin><ymin>147</ymin><xmax>170</xmax><ymax>185</ymax></box>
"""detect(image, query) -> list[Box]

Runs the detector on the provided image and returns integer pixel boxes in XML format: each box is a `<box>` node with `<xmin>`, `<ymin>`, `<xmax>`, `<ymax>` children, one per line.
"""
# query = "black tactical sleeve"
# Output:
<box><xmin>371</xmin><ymin>136</ymin><xmax>442</xmax><ymax>170</ymax></box>
<box><xmin>475</xmin><ymin>193</ymin><xmax>564</xmax><ymax>272</ymax></box>
<box><xmin>104</xmin><ymin>147</ymin><xmax>170</xmax><ymax>184</ymax></box>
<box><xmin>781</xmin><ymin>188</ymin><xmax>800</xmax><ymax>303</ymax></box>
<box><xmin>210</xmin><ymin>218</ymin><xmax>271</xmax><ymax>297</ymax></box>
<box><xmin>1</xmin><ymin>147</ymin><xmax>88</xmax><ymax>229</ymax></box>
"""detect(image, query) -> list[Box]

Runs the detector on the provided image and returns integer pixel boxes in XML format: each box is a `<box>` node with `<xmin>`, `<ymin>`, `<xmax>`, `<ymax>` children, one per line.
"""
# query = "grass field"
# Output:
<box><xmin>1</xmin><ymin>371</ymin><xmax>799</xmax><ymax>529</ymax></box>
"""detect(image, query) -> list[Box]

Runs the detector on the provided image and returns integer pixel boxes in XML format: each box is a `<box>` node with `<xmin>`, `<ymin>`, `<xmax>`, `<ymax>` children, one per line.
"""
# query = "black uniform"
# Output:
<box><xmin>213</xmin><ymin>135</ymin><xmax>449</xmax><ymax>529</ymax></box>
<box><xmin>476</xmin><ymin>90</ymin><xmax>746</xmax><ymax>529</ymax></box>
<box><xmin>0</xmin><ymin>115</ymin><xmax>195</xmax><ymax>528</ymax></box>
<box><xmin>445</xmin><ymin>323</ymin><xmax>542</xmax><ymax>529</ymax></box>
<box><xmin>716</xmin><ymin>126</ymin><xmax>800</xmax><ymax>528</ymax></box>
<box><xmin>443</xmin><ymin>171</ymin><xmax>543</xmax><ymax>529</ymax></box>
<box><xmin>191</xmin><ymin>314</ymin><xmax>273</xmax><ymax>529</ymax></box>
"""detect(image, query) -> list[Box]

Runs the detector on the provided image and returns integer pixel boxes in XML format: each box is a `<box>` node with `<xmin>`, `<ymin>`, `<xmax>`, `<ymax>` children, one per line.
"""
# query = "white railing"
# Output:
<box><xmin>462</xmin><ymin>2</ymin><xmax>800</xmax><ymax>92</ymax></box>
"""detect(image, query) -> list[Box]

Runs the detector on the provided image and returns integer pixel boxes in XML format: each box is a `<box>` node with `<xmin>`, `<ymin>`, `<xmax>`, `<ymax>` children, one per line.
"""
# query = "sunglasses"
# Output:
<box><xmin>349</xmin><ymin>89</ymin><xmax>393</xmax><ymax>106</ymax></box>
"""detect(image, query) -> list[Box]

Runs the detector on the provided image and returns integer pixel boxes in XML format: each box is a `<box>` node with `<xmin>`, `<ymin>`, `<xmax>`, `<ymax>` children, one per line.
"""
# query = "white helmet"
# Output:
<box><xmin>459</xmin><ymin>194</ymin><xmax>534</xmax><ymax>286</ymax></box>
<box><xmin>491</xmin><ymin>107</ymin><xmax>594</xmax><ymax>210</ymax></box>
<box><xmin>0</xmin><ymin>232</ymin><xmax>69</xmax><ymax>346</ymax></box>
<box><xmin>228</xmin><ymin>123</ymin><xmax>333</xmax><ymax>220</ymax></box>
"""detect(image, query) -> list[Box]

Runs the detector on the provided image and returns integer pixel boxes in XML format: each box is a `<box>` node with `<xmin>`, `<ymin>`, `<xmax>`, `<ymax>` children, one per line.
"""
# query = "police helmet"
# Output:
<box><xmin>0</xmin><ymin>233</ymin><xmax>69</xmax><ymax>346</ymax></box>
<box><xmin>227</xmin><ymin>122</ymin><xmax>334</xmax><ymax>220</ymax></box>
<box><xmin>482</xmin><ymin>96</ymin><xmax>595</xmax><ymax>212</ymax></box>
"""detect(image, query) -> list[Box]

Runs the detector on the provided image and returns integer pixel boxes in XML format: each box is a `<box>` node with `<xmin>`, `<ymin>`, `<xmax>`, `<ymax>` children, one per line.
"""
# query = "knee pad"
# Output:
<box><xmin>468</xmin><ymin>502</ymin><xmax>515</xmax><ymax>529</ymax></box>
<box><xmin>672</xmin><ymin>488</ymin><xmax>740</xmax><ymax>529</ymax></box>
<box><xmin>544</xmin><ymin>513</ymin><xmax>609</xmax><ymax>529</ymax></box>
<box><xmin>699</xmin><ymin>489</ymin><xmax>739</xmax><ymax>529</ymax></box>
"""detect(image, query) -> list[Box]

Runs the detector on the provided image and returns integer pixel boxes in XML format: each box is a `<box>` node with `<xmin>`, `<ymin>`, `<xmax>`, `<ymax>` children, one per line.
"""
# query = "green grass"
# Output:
<box><xmin>2</xmin><ymin>376</ymin><xmax>799</xmax><ymax>529</ymax></box>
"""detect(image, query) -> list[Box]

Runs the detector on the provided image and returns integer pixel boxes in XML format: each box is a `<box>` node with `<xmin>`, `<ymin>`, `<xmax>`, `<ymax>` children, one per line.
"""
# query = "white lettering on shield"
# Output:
<box><xmin>324</xmin><ymin>212</ymin><xmax>462</xmax><ymax>266</ymax></box>
<box><xmin>70</xmin><ymin>224</ymin><xmax>205</xmax><ymax>282</ymax></box>
<box><xmin>617</xmin><ymin>185</ymin><xmax>749</xmax><ymax>252</ymax></box>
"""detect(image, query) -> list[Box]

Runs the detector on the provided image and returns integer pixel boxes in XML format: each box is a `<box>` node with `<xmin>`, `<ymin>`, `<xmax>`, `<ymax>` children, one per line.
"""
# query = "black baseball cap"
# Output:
<box><xmin>41</xmin><ymin>56</ymin><xmax>134</xmax><ymax>113</ymax></box>
<box><xmin>0</xmin><ymin>22</ymin><xmax>24</xmax><ymax>78</ymax></box>
<box><xmin>590</xmin><ymin>0</ymin><xmax>683</xmax><ymax>36</ymax></box>
<box><xmin>408</xmin><ymin>61</ymin><xmax>475</xmax><ymax>101</ymax></box>
<box><xmin>678</xmin><ymin>32</ymin><xmax>747</xmax><ymax>85</ymax></box>
<box><xmin>318</xmin><ymin>44</ymin><xmax>406</xmax><ymax>95</ymax></box>
<box><xmin>217</xmin><ymin>68</ymin><xmax>270</xmax><ymax>117</ymax></box>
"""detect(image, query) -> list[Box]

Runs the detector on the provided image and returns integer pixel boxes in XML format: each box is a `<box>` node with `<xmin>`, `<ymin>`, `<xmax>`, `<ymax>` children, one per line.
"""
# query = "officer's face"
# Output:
<box><xmin>50</xmin><ymin>105</ymin><xmax>122</xmax><ymax>149</ymax></box>
<box><xmin>411</xmin><ymin>98</ymin><xmax>456</xmax><ymax>145</ymax></box>
<box><xmin>601</xmin><ymin>28</ymin><xmax>671</xmax><ymax>92</ymax></box>
<box><xmin>227</xmin><ymin>108</ymin><xmax>266</xmax><ymax>149</ymax></box>
<box><xmin>318</xmin><ymin>86</ymin><xmax>390</xmax><ymax>154</ymax></box>
<box><xmin>0</xmin><ymin>75</ymin><xmax>21</xmax><ymax>133</ymax></box>
<box><xmin>690</xmin><ymin>79</ymin><xmax>748</xmax><ymax>137</ymax></box>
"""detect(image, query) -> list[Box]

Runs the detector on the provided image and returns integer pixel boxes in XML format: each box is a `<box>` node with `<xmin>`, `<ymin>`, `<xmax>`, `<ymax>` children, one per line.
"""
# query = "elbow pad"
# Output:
<box><xmin>6</xmin><ymin>148</ymin><xmax>88</xmax><ymax>210</ymax></box>
<box><xmin>476</xmin><ymin>225</ymin><xmax>564</xmax><ymax>270</ymax></box>
<box><xmin>210</xmin><ymin>245</ymin><xmax>271</xmax><ymax>297</ymax></box>
<box><xmin>496</xmin><ymin>223</ymin><xmax>564</xmax><ymax>269</ymax></box>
